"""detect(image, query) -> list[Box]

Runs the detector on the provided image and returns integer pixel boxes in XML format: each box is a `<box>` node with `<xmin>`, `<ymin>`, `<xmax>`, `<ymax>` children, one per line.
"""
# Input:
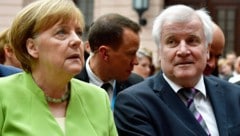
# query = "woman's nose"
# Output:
<box><xmin>70</xmin><ymin>32</ymin><xmax>82</xmax><ymax>47</ymax></box>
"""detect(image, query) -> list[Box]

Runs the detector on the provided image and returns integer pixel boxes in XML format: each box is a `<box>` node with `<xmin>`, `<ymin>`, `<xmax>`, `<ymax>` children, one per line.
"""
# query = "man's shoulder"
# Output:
<box><xmin>207</xmin><ymin>75</ymin><xmax>235</xmax><ymax>85</ymax></box>
<box><xmin>116</xmin><ymin>73</ymin><xmax>144</xmax><ymax>91</ymax></box>
<box><xmin>127</xmin><ymin>72</ymin><xmax>144</xmax><ymax>84</ymax></box>
<box><xmin>119</xmin><ymin>73</ymin><xmax>159</xmax><ymax>95</ymax></box>
<box><xmin>205</xmin><ymin>75</ymin><xmax>240</xmax><ymax>91</ymax></box>
<box><xmin>0</xmin><ymin>65</ymin><xmax>22</xmax><ymax>77</ymax></box>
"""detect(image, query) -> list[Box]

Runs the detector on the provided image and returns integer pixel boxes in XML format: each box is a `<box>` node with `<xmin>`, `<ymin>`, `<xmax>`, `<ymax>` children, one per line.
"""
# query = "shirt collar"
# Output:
<box><xmin>163</xmin><ymin>73</ymin><xmax>207</xmax><ymax>97</ymax></box>
<box><xmin>86</xmin><ymin>55</ymin><xmax>115</xmax><ymax>87</ymax></box>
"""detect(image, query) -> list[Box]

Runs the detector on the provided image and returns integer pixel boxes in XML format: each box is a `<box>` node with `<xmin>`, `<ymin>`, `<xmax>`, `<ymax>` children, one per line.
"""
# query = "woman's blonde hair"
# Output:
<box><xmin>10</xmin><ymin>0</ymin><xmax>85</xmax><ymax>72</ymax></box>
<box><xmin>137</xmin><ymin>48</ymin><xmax>152</xmax><ymax>62</ymax></box>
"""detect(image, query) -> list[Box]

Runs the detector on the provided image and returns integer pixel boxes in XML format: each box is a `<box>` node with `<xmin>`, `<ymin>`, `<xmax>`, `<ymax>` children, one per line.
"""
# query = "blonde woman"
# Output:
<box><xmin>0</xmin><ymin>0</ymin><xmax>117</xmax><ymax>135</ymax></box>
<box><xmin>132</xmin><ymin>48</ymin><xmax>153</xmax><ymax>78</ymax></box>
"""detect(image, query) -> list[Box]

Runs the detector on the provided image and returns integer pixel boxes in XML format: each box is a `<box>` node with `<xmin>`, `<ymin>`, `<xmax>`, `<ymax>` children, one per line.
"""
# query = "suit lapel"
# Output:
<box><xmin>204</xmin><ymin>77</ymin><xmax>228</xmax><ymax>136</ymax></box>
<box><xmin>153</xmin><ymin>73</ymin><xmax>208</xmax><ymax>135</ymax></box>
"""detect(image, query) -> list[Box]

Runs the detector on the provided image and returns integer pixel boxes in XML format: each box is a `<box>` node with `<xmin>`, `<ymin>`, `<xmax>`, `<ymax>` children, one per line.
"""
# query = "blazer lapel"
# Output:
<box><xmin>153</xmin><ymin>73</ymin><xmax>208</xmax><ymax>135</ymax></box>
<box><xmin>65</xmin><ymin>88</ymin><xmax>97</xmax><ymax>136</ymax></box>
<box><xmin>204</xmin><ymin>77</ymin><xmax>228</xmax><ymax>136</ymax></box>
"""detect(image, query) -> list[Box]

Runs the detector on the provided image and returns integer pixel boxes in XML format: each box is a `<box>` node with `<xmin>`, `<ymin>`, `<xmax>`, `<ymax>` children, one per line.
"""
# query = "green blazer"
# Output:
<box><xmin>0</xmin><ymin>72</ymin><xmax>117</xmax><ymax>136</ymax></box>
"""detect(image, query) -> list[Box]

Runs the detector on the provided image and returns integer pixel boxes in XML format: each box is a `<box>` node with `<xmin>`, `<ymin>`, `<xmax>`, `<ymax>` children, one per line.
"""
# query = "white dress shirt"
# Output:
<box><xmin>85</xmin><ymin>55</ymin><xmax>115</xmax><ymax>101</ymax></box>
<box><xmin>163</xmin><ymin>73</ymin><xmax>219</xmax><ymax>136</ymax></box>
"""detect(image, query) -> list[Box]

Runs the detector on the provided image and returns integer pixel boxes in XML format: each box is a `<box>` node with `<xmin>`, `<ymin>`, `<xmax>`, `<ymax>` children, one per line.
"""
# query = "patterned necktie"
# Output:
<box><xmin>180</xmin><ymin>88</ymin><xmax>211</xmax><ymax>135</ymax></box>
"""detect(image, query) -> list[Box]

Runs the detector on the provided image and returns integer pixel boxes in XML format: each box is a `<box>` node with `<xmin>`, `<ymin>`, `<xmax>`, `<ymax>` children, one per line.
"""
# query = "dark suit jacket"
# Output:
<box><xmin>74</xmin><ymin>66</ymin><xmax>144</xmax><ymax>95</ymax></box>
<box><xmin>114</xmin><ymin>72</ymin><xmax>240</xmax><ymax>136</ymax></box>
<box><xmin>0</xmin><ymin>64</ymin><xmax>22</xmax><ymax>77</ymax></box>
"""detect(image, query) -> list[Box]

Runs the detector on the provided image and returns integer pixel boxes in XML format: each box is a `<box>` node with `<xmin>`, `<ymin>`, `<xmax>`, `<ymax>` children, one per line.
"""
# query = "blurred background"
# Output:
<box><xmin>1</xmin><ymin>0</ymin><xmax>240</xmax><ymax>69</ymax></box>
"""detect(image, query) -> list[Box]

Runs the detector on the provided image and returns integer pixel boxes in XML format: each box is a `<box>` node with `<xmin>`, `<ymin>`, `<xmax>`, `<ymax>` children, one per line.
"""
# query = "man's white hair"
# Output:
<box><xmin>152</xmin><ymin>4</ymin><xmax>213</xmax><ymax>48</ymax></box>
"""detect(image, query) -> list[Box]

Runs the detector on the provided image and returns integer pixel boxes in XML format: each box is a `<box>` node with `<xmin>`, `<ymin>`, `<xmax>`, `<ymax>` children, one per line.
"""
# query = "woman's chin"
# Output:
<box><xmin>68</xmin><ymin>66</ymin><xmax>83</xmax><ymax>75</ymax></box>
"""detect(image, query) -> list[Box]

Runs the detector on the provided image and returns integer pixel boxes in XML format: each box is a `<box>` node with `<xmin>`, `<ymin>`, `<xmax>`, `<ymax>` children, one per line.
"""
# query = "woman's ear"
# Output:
<box><xmin>26</xmin><ymin>38</ymin><xmax>39</xmax><ymax>58</ymax></box>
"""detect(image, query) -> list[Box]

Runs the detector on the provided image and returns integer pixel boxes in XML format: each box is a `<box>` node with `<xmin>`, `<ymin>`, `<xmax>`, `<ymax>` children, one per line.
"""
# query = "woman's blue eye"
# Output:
<box><xmin>76</xmin><ymin>31</ymin><xmax>82</xmax><ymax>37</ymax></box>
<box><xmin>57</xmin><ymin>29</ymin><xmax>66</xmax><ymax>35</ymax></box>
<box><xmin>54</xmin><ymin>29</ymin><xmax>67</xmax><ymax>40</ymax></box>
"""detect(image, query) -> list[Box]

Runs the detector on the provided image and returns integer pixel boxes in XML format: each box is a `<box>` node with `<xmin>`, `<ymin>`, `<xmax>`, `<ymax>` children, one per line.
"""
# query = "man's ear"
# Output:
<box><xmin>26</xmin><ymin>38</ymin><xmax>39</xmax><ymax>58</ymax></box>
<box><xmin>99</xmin><ymin>45</ymin><xmax>109</xmax><ymax>61</ymax></box>
<box><xmin>157</xmin><ymin>47</ymin><xmax>162</xmax><ymax>63</ymax></box>
<box><xmin>207</xmin><ymin>44</ymin><xmax>211</xmax><ymax>60</ymax></box>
